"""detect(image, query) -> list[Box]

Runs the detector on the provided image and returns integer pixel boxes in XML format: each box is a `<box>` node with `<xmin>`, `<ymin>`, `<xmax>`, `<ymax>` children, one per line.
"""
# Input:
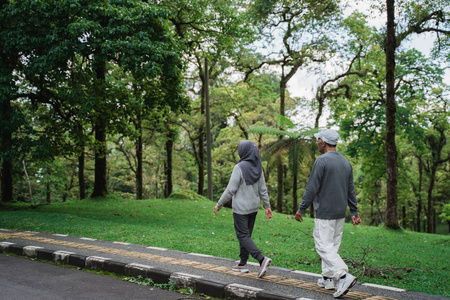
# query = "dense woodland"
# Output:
<box><xmin>1</xmin><ymin>0</ymin><xmax>450</xmax><ymax>234</ymax></box>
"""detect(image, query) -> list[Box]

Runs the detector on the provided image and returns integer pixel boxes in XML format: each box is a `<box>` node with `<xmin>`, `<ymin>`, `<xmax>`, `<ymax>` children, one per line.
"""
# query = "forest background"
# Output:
<box><xmin>1</xmin><ymin>0</ymin><xmax>450</xmax><ymax>235</ymax></box>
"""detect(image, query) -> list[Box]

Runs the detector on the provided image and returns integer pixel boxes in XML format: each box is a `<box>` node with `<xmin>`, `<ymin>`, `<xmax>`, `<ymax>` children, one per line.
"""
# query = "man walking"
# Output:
<box><xmin>295</xmin><ymin>129</ymin><xmax>362</xmax><ymax>298</ymax></box>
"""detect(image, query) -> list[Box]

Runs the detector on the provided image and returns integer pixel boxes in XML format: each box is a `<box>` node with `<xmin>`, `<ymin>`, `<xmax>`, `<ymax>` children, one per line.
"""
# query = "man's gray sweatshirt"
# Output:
<box><xmin>298</xmin><ymin>151</ymin><xmax>358</xmax><ymax>219</ymax></box>
<box><xmin>218</xmin><ymin>165</ymin><xmax>270</xmax><ymax>215</ymax></box>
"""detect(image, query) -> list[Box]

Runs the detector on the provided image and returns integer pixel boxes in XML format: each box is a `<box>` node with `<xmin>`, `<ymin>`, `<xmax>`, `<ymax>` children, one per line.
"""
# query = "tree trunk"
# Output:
<box><xmin>1</xmin><ymin>151</ymin><xmax>13</xmax><ymax>203</ymax></box>
<box><xmin>402</xmin><ymin>206</ymin><xmax>406</xmax><ymax>228</ymax></box>
<box><xmin>197</xmin><ymin>128</ymin><xmax>205</xmax><ymax>196</ymax></box>
<box><xmin>427</xmin><ymin>166</ymin><xmax>438</xmax><ymax>233</ymax></box>
<box><xmin>423</xmin><ymin>122</ymin><xmax>448</xmax><ymax>234</ymax></box>
<box><xmin>78</xmin><ymin>151</ymin><xmax>86</xmax><ymax>199</ymax></box>
<box><xmin>416</xmin><ymin>158</ymin><xmax>423</xmax><ymax>232</ymax></box>
<box><xmin>292</xmin><ymin>172</ymin><xmax>298</xmax><ymax>215</ymax></box>
<box><xmin>277</xmin><ymin>163</ymin><xmax>283</xmax><ymax>213</ymax></box>
<box><xmin>22</xmin><ymin>160</ymin><xmax>33</xmax><ymax>203</ymax></box>
<box><xmin>1</xmin><ymin>99</ymin><xmax>14</xmax><ymax>202</ymax></box>
<box><xmin>136</xmin><ymin>112</ymin><xmax>143</xmax><ymax>200</ymax></box>
<box><xmin>385</xmin><ymin>0</ymin><xmax>400</xmax><ymax>229</ymax></box>
<box><xmin>154</xmin><ymin>164</ymin><xmax>160</xmax><ymax>198</ymax></box>
<box><xmin>63</xmin><ymin>175</ymin><xmax>74</xmax><ymax>202</ymax></box>
<box><xmin>276</xmin><ymin>70</ymin><xmax>287</xmax><ymax>213</ymax></box>
<box><xmin>433</xmin><ymin>208</ymin><xmax>436</xmax><ymax>233</ymax></box>
<box><xmin>92</xmin><ymin>122</ymin><xmax>108</xmax><ymax>198</ymax></box>
<box><xmin>46</xmin><ymin>183</ymin><xmax>51</xmax><ymax>204</ymax></box>
<box><xmin>91</xmin><ymin>59</ymin><xmax>108</xmax><ymax>198</ymax></box>
<box><xmin>164</xmin><ymin>130</ymin><xmax>174</xmax><ymax>198</ymax></box>
<box><xmin>197</xmin><ymin>68</ymin><xmax>206</xmax><ymax>196</ymax></box>
<box><xmin>46</xmin><ymin>168</ymin><xmax>51</xmax><ymax>204</ymax></box>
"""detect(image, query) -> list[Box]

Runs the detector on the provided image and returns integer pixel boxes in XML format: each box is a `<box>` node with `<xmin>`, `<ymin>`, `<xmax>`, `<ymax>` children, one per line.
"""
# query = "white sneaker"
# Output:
<box><xmin>232</xmin><ymin>264</ymin><xmax>249</xmax><ymax>273</ymax></box>
<box><xmin>333</xmin><ymin>273</ymin><xmax>357</xmax><ymax>298</ymax></box>
<box><xmin>317</xmin><ymin>277</ymin><xmax>335</xmax><ymax>290</ymax></box>
<box><xmin>258</xmin><ymin>257</ymin><xmax>272</xmax><ymax>278</ymax></box>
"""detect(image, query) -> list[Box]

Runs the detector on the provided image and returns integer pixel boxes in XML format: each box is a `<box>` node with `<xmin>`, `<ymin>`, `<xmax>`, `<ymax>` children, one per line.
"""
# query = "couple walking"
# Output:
<box><xmin>214</xmin><ymin>129</ymin><xmax>362</xmax><ymax>298</ymax></box>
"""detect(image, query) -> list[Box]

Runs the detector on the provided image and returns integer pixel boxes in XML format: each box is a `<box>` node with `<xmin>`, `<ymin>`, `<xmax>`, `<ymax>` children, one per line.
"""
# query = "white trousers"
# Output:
<box><xmin>313</xmin><ymin>218</ymin><xmax>348</xmax><ymax>280</ymax></box>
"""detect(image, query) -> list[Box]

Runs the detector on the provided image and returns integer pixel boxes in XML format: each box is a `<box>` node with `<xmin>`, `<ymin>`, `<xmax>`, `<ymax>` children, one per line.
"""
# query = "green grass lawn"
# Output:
<box><xmin>1</xmin><ymin>195</ymin><xmax>449</xmax><ymax>297</ymax></box>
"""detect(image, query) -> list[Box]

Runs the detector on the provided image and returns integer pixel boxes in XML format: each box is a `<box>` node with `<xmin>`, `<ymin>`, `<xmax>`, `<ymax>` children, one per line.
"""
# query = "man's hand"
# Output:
<box><xmin>265</xmin><ymin>207</ymin><xmax>273</xmax><ymax>221</ymax></box>
<box><xmin>214</xmin><ymin>203</ymin><xmax>222</xmax><ymax>216</ymax></box>
<box><xmin>295</xmin><ymin>211</ymin><xmax>303</xmax><ymax>222</ymax></box>
<box><xmin>351</xmin><ymin>215</ymin><xmax>362</xmax><ymax>228</ymax></box>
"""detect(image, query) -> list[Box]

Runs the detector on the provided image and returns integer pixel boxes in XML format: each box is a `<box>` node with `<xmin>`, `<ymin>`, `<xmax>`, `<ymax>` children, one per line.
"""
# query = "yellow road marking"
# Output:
<box><xmin>1</xmin><ymin>232</ymin><xmax>397</xmax><ymax>300</ymax></box>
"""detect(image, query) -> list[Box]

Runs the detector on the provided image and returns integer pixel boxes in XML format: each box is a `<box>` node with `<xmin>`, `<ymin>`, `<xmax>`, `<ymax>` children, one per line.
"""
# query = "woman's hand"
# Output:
<box><xmin>214</xmin><ymin>203</ymin><xmax>222</xmax><ymax>216</ymax></box>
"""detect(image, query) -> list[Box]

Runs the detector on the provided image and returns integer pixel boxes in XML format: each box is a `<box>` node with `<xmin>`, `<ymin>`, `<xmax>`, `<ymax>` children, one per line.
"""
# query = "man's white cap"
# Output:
<box><xmin>314</xmin><ymin>129</ymin><xmax>339</xmax><ymax>145</ymax></box>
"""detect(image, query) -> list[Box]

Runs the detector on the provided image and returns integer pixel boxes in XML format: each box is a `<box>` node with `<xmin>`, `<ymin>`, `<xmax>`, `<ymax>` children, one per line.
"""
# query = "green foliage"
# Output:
<box><xmin>250</xmin><ymin>0</ymin><xmax>278</xmax><ymax>21</ymax></box>
<box><xmin>124</xmin><ymin>276</ymin><xmax>175</xmax><ymax>291</ymax></box>
<box><xmin>249</xmin><ymin>115</ymin><xmax>318</xmax><ymax>172</ymax></box>
<box><xmin>125</xmin><ymin>275</ymin><xmax>155</xmax><ymax>287</ymax></box>
<box><xmin>248</xmin><ymin>116</ymin><xmax>319</xmax><ymax>213</ymax></box>
<box><xmin>168</xmin><ymin>190</ymin><xmax>209</xmax><ymax>201</ymax></box>
<box><xmin>2</xmin><ymin>0</ymin><xmax>187</xmax><ymax>137</ymax></box>
<box><xmin>324</xmin><ymin>14</ymin><xmax>450</xmax><ymax>230</ymax></box>
<box><xmin>0</xmin><ymin>197</ymin><xmax>449</xmax><ymax>296</ymax></box>
<box><xmin>440</xmin><ymin>204</ymin><xmax>450</xmax><ymax>223</ymax></box>
<box><xmin>1</xmin><ymin>0</ymin><xmax>449</xmax><ymax>236</ymax></box>
<box><xmin>1</xmin><ymin>0</ymin><xmax>188</xmax><ymax>200</ymax></box>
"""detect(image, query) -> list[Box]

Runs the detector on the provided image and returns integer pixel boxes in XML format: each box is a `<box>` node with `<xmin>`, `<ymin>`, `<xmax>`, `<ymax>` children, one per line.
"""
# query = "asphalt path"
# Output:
<box><xmin>0</xmin><ymin>254</ymin><xmax>201</xmax><ymax>300</ymax></box>
<box><xmin>1</xmin><ymin>230</ymin><xmax>448</xmax><ymax>300</ymax></box>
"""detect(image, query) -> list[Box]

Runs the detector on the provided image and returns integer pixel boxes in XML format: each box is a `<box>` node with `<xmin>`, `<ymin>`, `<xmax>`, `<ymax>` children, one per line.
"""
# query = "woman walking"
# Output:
<box><xmin>214</xmin><ymin>140</ymin><xmax>273</xmax><ymax>278</ymax></box>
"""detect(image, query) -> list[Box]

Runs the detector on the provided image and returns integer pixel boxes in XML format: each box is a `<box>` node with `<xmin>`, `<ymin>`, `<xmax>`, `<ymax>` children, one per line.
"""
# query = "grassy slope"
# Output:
<box><xmin>0</xmin><ymin>196</ymin><xmax>449</xmax><ymax>297</ymax></box>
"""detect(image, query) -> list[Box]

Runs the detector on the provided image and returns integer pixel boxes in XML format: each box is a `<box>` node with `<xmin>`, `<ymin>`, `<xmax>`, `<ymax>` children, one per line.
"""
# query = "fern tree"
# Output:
<box><xmin>249</xmin><ymin>115</ymin><xmax>317</xmax><ymax>214</ymax></box>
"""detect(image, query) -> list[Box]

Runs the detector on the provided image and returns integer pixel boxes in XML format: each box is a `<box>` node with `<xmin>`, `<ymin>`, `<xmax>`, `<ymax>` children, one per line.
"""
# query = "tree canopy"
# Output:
<box><xmin>1</xmin><ymin>0</ymin><xmax>449</xmax><ymax>234</ymax></box>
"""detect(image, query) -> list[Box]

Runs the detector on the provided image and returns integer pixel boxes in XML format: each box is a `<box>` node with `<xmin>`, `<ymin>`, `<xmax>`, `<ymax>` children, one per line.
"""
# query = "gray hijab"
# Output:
<box><xmin>237</xmin><ymin>140</ymin><xmax>262</xmax><ymax>185</ymax></box>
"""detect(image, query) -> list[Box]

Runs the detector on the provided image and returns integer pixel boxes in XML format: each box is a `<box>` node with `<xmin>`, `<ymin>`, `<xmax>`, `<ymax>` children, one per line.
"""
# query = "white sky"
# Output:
<box><xmin>287</xmin><ymin>1</ymin><xmax>449</xmax><ymax>128</ymax></box>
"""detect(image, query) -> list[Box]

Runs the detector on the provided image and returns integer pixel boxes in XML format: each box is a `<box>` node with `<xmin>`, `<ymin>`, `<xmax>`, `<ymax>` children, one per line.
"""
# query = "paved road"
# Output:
<box><xmin>0</xmin><ymin>254</ymin><xmax>199</xmax><ymax>300</ymax></box>
<box><xmin>1</xmin><ymin>229</ymin><xmax>447</xmax><ymax>300</ymax></box>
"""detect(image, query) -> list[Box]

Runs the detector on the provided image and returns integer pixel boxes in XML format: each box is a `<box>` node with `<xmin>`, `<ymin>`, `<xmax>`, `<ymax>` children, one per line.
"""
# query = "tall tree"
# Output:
<box><xmin>189</xmin><ymin>72</ymin><xmax>280</xmax><ymax>201</ymax></box>
<box><xmin>410</xmin><ymin>87</ymin><xmax>450</xmax><ymax>233</ymax></box>
<box><xmin>157</xmin><ymin>0</ymin><xmax>256</xmax><ymax>196</ymax></box>
<box><xmin>106</xmin><ymin>61</ymin><xmax>188</xmax><ymax>200</ymax></box>
<box><xmin>324</xmin><ymin>14</ymin><xmax>446</xmax><ymax>229</ymax></box>
<box><xmin>423</xmin><ymin>117</ymin><xmax>449</xmax><ymax>233</ymax></box>
<box><xmin>240</xmin><ymin>0</ymin><xmax>342</xmax><ymax>212</ymax></box>
<box><xmin>385</xmin><ymin>0</ymin><xmax>399</xmax><ymax>228</ymax></box>
<box><xmin>0</xmin><ymin>0</ymin><xmax>76</xmax><ymax>201</ymax></box>
<box><xmin>76</xmin><ymin>1</ymin><xmax>185</xmax><ymax>197</ymax></box>
<box><xmin>383</xmin><ymin>0</ymin><xmax>449</xmax><ymax>228</ymax></box>
<box><xmin>1</xmin><ymin>0</ymin><xmax>186</xmax><ymax>199</ymax></box>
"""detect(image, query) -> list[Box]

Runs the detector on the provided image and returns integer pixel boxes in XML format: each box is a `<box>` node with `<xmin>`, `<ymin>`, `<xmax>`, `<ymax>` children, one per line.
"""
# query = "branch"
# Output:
<box><xmin>397</xmin><ymin>9</ymin><xmax>450</xmax><ymax>45</ymax></box>
<box><xmin>116</xmin><ymin>136</ymin><xmax>136</xmax><ymax>175</ymax></box>
<box><xmin>296</xmin><ymin>228</ymin><xmax>314</xmax><ymax>238</ymax></box>
<box><xmin>314</xmin><ymin>46</ymin><xmax>367</xmax><ymax>127</ymax></box>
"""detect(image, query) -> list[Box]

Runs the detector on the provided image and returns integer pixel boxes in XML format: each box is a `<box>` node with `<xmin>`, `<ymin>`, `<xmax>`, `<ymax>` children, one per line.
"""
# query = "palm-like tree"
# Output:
<box><xmin>249</xmin><ymin>115</ymin><xmax>318</xmax><ymax>214</ymax></box>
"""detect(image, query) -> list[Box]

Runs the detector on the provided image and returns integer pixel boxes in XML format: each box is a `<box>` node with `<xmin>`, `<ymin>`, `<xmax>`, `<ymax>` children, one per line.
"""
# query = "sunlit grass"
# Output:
<box><xmin>1</xmin><ymin>195</ymin><xmax>449</xmax><ymax>297</ymax></box>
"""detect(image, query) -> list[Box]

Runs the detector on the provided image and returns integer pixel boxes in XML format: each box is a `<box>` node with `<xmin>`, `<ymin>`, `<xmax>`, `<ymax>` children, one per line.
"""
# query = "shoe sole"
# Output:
<box><xmin>232</xmin><ymin>269</ymin><xmax>249</xmax><ymax>273</ymax></box>
<box><xmin>334</xmin><ymin>278</ymin><xmax>357</xmax><ymax>298</ymax></box>
<box><xmin>318</xmin><ymin>279</ymin><xmax>336</xmax><ymax>290</ymax></box>
<box><xmin>318</xmin><ymin>284</ymin><xmax>335</xmax><ymax>290</ymax></box>
<box><xmin>342</xmin><ymin>278</ymin><xmax>357</xmax><ymax>295</ymax></box>
<box><xmin>258</xmin><ymin>259</ymin><xmax>272</xmax><ymax>278</ymax></box>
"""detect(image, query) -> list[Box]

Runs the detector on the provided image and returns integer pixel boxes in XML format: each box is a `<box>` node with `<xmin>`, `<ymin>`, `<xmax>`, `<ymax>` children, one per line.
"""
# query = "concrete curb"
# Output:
<box><xmin>0</xmin><ymin>241</ymin><xmax>297</xmax><ymax>300</ymax></box>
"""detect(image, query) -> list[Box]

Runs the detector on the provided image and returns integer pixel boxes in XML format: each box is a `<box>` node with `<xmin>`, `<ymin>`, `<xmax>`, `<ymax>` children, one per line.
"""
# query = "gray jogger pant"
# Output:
<box><xmin>233</xmin><ymin>212</ymin><xmax>264</xmax><ymax>263</ymax></box>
